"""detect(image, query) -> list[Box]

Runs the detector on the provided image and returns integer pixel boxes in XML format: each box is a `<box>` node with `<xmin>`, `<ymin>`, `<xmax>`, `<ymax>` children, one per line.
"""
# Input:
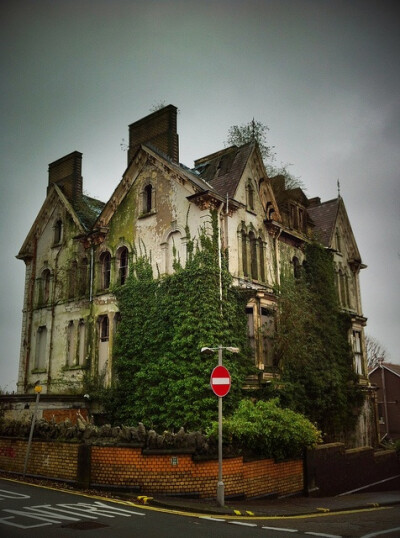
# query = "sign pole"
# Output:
<box><xmin>217</xmin><ymin>345</ymin><xmax>224</xmax><ymax>507</ymax></box>
<box><xmin>23</xmin><ymin>385</ymin><xmax>42</xmax><ymax>478</ymax></box>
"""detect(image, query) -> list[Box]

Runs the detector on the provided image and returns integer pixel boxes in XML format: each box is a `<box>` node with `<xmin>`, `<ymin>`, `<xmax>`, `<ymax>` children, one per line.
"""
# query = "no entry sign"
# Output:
<box><xmin>210</xmin><ymin>365</ymin><xmax>231</xmax><ymax>397</ymax></box>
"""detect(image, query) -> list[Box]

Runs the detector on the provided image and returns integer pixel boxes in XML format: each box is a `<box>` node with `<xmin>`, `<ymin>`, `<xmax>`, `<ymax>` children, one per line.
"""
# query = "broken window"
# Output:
<box><xmin>259</xmin><ymin>238</ymin><xmax>265</xmax><ymax>282</ymax></box>
<box><xmin>246</xmin><ymin>306</ymin><xmax>255</xmax><ymax>356</ymax></box>
<box><xmin>353</xmin><ymin>331</ymin><xmax>363</xmax><ymax>375</ymax></box>
<box><xmin>241</xmin><ymin>230</ymin><xmax>248</xmax><ymax>277</ymax></box>
<box><xmin>100</xmin><ymin>251</ymin><xmax>111</xmax><ymax>290</ymax></box>
<box><xmin>246</xmin><ymin>180</ymin><xmax>255</xmax><ymax>211</ymax></box>
<box><xmin>41</xmin><ymin>269</ymin><xmax>51</xmax><ymax>304</ymax></box>
<box><xmin>78</xmin><ymin>319</ymin><xmax>86</xmax><ymax>365</ymax></box>
<box><xmin>67</xmin><ymin>321</ymin><xmax>75</xmax><ymax>366</ymax></box>
<box><xmin>118</xmin><ymin>247</ymin><xmax>129</xmax><ymax>285</ymax></box>
<box><xmin>100</xmin><ymin>315</ymin><xmax>109</xmax><ymax>342</ymax></box>
<box><xmin>34</xmin><ymin>326</ymin><xmax>47</xmax><ymax>370</ymax></box>
<box><xmin>53</xmin><ymin>219</ymin><xmax>63</xmax><ymax>245</ymax></box>
<box><xmin>249</xmin><ymin>231</ymin><xmax>258</xmax><ymax>280</ymax></box>
<box><xmin>143</xmin><ymin>183</ymin><xmax>153</xmax><ymax>214</ymax></box>
<box><xmin>261</xmin><ymin>307</ymin><xmax>275</xmax><ymax>367</ymax></box>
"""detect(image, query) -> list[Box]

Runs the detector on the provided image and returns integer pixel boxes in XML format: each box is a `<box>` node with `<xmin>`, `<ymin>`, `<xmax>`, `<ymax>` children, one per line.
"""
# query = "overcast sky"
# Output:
<box><xmin>1</xmin><ymin>0</ymin><xmax>399</xmax><ymax>392</ymax></box>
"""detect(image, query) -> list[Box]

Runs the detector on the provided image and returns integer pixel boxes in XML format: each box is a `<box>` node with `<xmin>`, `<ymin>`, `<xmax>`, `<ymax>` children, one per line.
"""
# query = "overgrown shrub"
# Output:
<box><xmin>207</xmin><ymin>398</ymin><xmax>321</xmax><ymax>461</ymax></box>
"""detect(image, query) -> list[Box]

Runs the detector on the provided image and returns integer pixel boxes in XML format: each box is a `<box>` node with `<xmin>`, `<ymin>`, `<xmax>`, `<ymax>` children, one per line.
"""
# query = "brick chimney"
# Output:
<box><xmin>128</xmin><ymin>105</ymin><xmax>179</xmax><ymax>164</ymax></box>
<box><xmin>48</xmin><ymin>151</ymin><xmax>83</xmax><ymax>202</ymax></box>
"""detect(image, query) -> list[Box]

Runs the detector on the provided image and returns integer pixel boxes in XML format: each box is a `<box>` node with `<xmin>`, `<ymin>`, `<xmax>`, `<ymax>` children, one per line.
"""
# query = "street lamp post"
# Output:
<box><xmin>23</xmin><ymin>384</ymin><xmax>42</xmax><ymax>478</ymax></box>
<box><xmin>201</xmin><ymin>345</ymin><xmax>239</xmax><ymax>506</ymax></box>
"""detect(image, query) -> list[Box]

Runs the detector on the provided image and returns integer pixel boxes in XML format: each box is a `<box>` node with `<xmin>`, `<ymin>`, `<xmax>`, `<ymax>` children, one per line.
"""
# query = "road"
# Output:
<box><xmin>0</xmin><ymin>478</ymin><xmax>399</xmax><ymax>537</ymax></box>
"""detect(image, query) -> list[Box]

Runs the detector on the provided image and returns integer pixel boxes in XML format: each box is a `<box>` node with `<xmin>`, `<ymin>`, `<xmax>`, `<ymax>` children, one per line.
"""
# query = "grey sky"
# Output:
<box><xmin>1</xmin><ymin>0</ymin><xmax>399</xmax><ymax>391</ymax></box>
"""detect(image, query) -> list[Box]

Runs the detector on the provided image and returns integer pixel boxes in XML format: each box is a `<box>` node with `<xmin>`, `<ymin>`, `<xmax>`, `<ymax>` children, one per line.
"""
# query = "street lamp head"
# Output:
<box><xmin>201</xmin><ymin>347</ymin><xmax>215</xmax><ymax>354</ymax></box>
<box><xmin>201</xmin><ymin>346</ymin><xmax>240</xmax><ymax>354</ymax></box>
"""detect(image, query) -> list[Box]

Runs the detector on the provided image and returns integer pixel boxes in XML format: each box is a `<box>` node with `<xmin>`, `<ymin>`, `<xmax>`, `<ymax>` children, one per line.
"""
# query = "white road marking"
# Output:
<box><xmin>199</xmin><ymin>516</ymin><xmax>226</xmax><ymax>522</ymax></box>
<box><xmin>0</xmin><ymin>489</ymin><xmax>30</xmax><ymax>500</ymax></box>
<box><xmin>304</xmin><ymin>532</ymin><xmax>342</xmax><ymax>538</ymax></box>
<box><xmin>228</xmin><ymin>521</ymin><xmax>258</xmax><ymax>527</ymax></box>
<box><xmin>361</xmin><ymin>527</ymin><xmax>400</xmax><ymax>538</ymax></box>
<box><xmin>262</xmin><ymin>526</ymin><xmax>298</xmax><ymax>532</ymax></box>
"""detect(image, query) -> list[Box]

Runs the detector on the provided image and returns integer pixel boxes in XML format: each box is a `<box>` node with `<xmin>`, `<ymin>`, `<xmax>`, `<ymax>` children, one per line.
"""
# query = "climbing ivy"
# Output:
<box><xmin>275</xmin><ymin>243</ymin><xmax>364</xmax><ymax>441</ymax></box>
<box><xmin>107</xmin><ymin>212</ymin><xmax>252</xmax><ymax>430</ymax></box>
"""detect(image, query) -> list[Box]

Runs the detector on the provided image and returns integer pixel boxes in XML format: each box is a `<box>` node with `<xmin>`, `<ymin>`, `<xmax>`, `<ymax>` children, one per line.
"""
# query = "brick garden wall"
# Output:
<box><xmin>0</xmin><ymin>437</ymin><xmax>80</xmax><ymax>482</ymax></box>
<box><xmin>0</xmin><ymin>437</ymin><xmax>303</xmax><ymax>499</ymax></box>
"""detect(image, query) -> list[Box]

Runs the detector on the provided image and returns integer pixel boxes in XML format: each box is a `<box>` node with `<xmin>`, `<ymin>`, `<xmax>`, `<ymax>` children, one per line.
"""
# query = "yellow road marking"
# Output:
<box><xmin>0</xmin><ymin>476</ymin><xmax>392</xmax><ymax>521</ymax></box>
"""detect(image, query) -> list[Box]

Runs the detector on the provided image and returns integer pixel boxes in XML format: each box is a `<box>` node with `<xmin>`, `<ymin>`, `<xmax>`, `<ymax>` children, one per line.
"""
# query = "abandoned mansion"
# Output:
<box><xmin>14</xmin><ymin>105</ymin><xmax>373</xmax><ymax>442</ymax></box>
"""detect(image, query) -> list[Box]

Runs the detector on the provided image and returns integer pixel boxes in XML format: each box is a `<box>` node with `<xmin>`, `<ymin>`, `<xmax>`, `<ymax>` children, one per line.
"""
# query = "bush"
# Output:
<box><xmin>208</xmin><ymin>399</ymin><xmax>321</xmax><ymax>461</ymax></box>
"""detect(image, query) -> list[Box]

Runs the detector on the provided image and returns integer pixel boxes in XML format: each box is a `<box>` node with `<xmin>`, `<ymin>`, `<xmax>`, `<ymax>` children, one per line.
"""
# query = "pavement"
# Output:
<box><xmin>149</xmin><ymin>491</ymin><xmax>400</xmax><ymax>517</ymax></box>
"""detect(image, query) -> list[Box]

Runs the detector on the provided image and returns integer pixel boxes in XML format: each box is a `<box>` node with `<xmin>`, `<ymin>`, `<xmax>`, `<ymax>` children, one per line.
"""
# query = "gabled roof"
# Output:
<box><xmin>308</xmin><ymin>196</ymin><xmax>363</xmax><ymax>265</ymax></box>
<box><xmin>17</xmin><ymin>185</ymin><xmax>104</xmax><ymax>260</ymax></box>
<box><xmin>307</xmin><ymin>198</ymin><xmax>339</xmax><ymax>246</ymax></box>
<box><xmin>95</xmin><ymin>143</ymin><xmax>216</xmax><ymax>228</ymax></box>
<box><xmin>193</xmin><ymin>142</ymin><xmax>256</xmax><ymax>199</ymax></box>
<box><xmin>369</xmin><ymin>363</ymin><xmax>400</xmax><ymax>378</ymax></box>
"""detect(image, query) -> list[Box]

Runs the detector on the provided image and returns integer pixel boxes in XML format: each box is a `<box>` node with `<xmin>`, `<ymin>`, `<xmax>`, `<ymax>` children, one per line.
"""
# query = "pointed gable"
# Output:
<box><xmin>17</xmin><ymin>185</ymin><xmax>102</xmax><ymax>260</ymax></box>
<box><xmin>308</xmin><ymin>198</ymin><xmax>339</xmax><ymax>246</ymax></box>
<box><xmin>193</xmin><ymin>143</ymin><xmax>255</xmax><ymax>199</ymax></box>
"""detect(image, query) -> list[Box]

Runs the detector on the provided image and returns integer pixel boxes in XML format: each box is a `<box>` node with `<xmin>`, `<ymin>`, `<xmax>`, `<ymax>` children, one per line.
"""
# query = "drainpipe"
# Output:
<box><xmin>89</xmin><ymin>244</ymin><xmax>94</xmax><ymax>303</ymax></box>
<box><xmin>215</xmin><ymin>201</ymin><xmax>225</xmax><ymax>311</ymax></box>
<box><xmin>274</xmin><ymin>228</ymin><xmax>283</xmax><ymax>287</ymax></box>
<box><xmin>378</xmin><ymin>358</ymin><xmax>389</xmax><ymax>440</ymax></box>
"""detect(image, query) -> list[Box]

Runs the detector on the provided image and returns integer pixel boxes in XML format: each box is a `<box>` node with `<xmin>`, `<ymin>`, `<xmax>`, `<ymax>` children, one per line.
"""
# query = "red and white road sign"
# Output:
<box><xmin>210</xmin><ymin>365</ymin><xmax>231</xmax><ymax>397</ymax></box>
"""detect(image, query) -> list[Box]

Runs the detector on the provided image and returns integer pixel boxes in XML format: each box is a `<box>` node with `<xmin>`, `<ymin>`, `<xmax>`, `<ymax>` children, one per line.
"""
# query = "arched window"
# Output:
<box><xmin>143</xmin><ymin>183</ymin><xmax>153</xmax><ymax>214</ymax></box>
<box><xmin>246</xmin><ymin>180</ymin><xmax>255</xmax><ymax>211</ymax></box>
<box><xmin>241</xmin><ymin>230</ymin><xmax>248</xmax><ymax>277</ymax></box>
<box><xmin>259</xmin><ymin>238</ymin><xmax>265</xmax><ymax>282</ymax></box>
<box><xmin>41</xmin><ymin>269</ymin><xmax>51</xmax><ymax>304</ymax></box>
<box><xmin>53</xmin><ymin>219</ymin><xmax>63</xmax><ymax>245</ymax></box>
<box><xmin>118</xmin><ymin>247</ymin><xmax>129</xmax><ymax>285</ymax></box>
<box><xmin>249</xmin><ymin>231</ymin><xmax>258</xmax><ymax>280</ymax></box>
<box><xmin>100</xmin><ymin>316</ymin><xmax>109</xmax><ymax>342</ymax></box>
<box><xmin>100</xmin><ymin>251</ymin><xmax>111</xmax><ymax>290</ymax></box>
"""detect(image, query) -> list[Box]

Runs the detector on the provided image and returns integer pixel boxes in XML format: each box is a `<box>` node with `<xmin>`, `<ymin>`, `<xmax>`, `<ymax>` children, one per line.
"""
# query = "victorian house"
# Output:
<box><xmin>14</xmin><ymin>105</ymin><xmax>372</xmax><ymax>442</ymax></box>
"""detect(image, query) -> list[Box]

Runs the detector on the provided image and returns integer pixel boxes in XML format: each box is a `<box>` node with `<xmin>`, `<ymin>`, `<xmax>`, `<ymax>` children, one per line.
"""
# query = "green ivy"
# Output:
<box><xmin>275</xmin><ymin>242</ymin><xmax>364</xmax><ymax>440</ymax></box>
<box><xmin>106</xmin><ymin>212</ymin><xmax>252</xmax><ymax>430</ymax></box>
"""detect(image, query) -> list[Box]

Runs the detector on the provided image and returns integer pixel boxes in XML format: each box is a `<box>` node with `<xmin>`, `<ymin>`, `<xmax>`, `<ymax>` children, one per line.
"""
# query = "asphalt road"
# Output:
<box><xmin>1</xmin><ymin>478</ymin><xmax>399</xmax><ymax>538</ymax></box>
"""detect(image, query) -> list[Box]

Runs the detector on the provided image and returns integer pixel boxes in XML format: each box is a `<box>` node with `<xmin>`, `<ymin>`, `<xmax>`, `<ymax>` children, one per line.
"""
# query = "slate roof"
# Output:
<box><xmin>73</xmin><ymin>194</ymin><xmax>105</xmax><ymax>231</ymax></box>
<box><xmin>193</xmin><ymin>142</ymin><xmax>255</xmax><ymax>199</ymax></box>
<box><xmin>307</xmin><ymin>198</ymin><xmax>339</xmax><ymax>246</ymax></box>
<box><xmin>144</xmin><ymin>143</ymin><xmax>214</xmax><ymax>192</ymax></box>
